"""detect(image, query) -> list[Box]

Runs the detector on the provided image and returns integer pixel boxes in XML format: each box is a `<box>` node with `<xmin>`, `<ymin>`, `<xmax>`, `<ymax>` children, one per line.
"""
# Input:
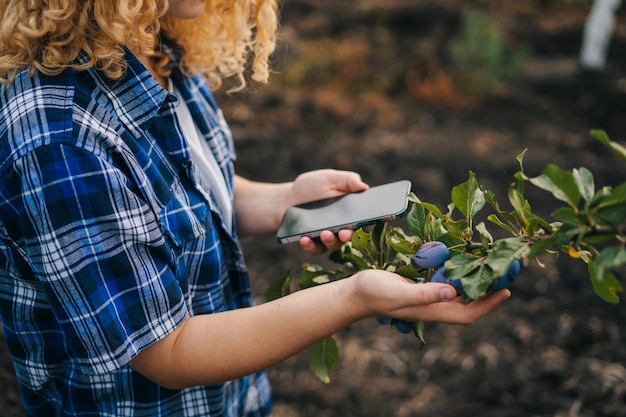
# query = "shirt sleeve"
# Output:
<box><xmin>8</xmin><ymin>143</ymin><xmax>189</xmax><ymax>375</ymax></box>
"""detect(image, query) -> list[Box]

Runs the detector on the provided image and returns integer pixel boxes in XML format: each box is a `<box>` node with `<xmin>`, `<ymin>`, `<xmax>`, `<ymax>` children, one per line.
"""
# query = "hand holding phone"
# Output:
<box><xmin>276</xmin><ymin>180</ymin><xmax>412</xmax><ymax>244</ymax></box>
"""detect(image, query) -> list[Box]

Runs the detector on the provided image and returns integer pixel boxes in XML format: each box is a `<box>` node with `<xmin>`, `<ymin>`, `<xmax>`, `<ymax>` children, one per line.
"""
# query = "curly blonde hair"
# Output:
<box><xmin>0</xmin><ymin>0</ymin><xmax>278</xmax><ymax>89</ymax></box>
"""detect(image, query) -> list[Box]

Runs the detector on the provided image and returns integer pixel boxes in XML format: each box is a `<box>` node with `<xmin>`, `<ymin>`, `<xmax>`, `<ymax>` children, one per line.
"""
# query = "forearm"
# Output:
<box><xmin>233</xmin><ymin>171</ymin><xmax>370</xmax><ymax>237</ymax></box>
<box><xmin>131</xmin><ymin>278</ymin><xmax>360</xmax><ymax>389</ymax></box>
<box><xmin>233</xmin><ymin>175</ymin><xmax>293</xmax><ymax>236</ymax></box>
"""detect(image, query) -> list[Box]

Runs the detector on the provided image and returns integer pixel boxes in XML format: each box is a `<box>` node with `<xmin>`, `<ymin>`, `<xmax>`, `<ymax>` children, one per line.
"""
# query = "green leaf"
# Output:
<box><xmin>487</xmin><ymin>213</ymin><xmax>517</xmax><ymax>235</ymax></box>
<box><xmin>299</xmin><ymin>264</ymin><xmax>333</xmax><ymax>289</ymax></box>
<box><xmin>431</xmin><ymin>234</ymin><xmax>464</xmax><ymax>258</ymax></box>
<box><xmin>508</xmin><ymin>186</ymin><xmax>528</xmax><ymax>227</ymax></box>
<box><xmin>444</xmin><ymin>253</ymin><xmax>484</xmax><ymax>279</ymax></box>
<box><xmin>476</xmin><ymin>222</ymin><xmax>493</xmax><ymax>248</ymax></box>
<box><xmin>451</xmin><ymin>171</ymin><xmax>485</xmax><ymax>218</ymax></box>
<box><xmin>470</xmin><ymin>188</ymin><xmax>487</xmax><ymax>218</ymax></box>
<box><xmin>573</xmin><ymin>167</ymin><xmax>595</xmax><ymax>204</ymax></box>
<box><xmin>413</xmin><ymin>321</ymin><xmax>427</xmax><ymax>348</ymax></box>
<box><xmin>593</xmin><ymin>207</ymin><xmax>626</xmax><ymax>227</ymax></box>
<box><xmin>416</xmin><ymin>201</ymin><xmax>446</xmax><ymax>220</ymax></box>
<box><xmin>514</xmin><ymin>149</ymin><xmax>529</xmax><ymax>194</ymax></box>
<box><xmin>483</xmin><ymin>189</ymin><xmax>498</xmax><ymax>206</ymax></box>
<box><xmin>393</xmin><ymin>264</ymin><xmax>422</xmax><ymax>279</ymax></box>
<box><xmin>310</xmin><ymin>336</ymin><xmax>339</xmax><ymax>383</ymax></box>
<box><xmin>406</xmin><ymin>202</ymin><xmax>427</xmax><ymax>238</ymax></box>
<box><xmin>539</xmin><ymin>222</ymin><xmax>587</xmax><ymax>249</ymax></box>
<box><xmin>266</xmin><ymin>273</ymin><xmax>292</xmax><ymax>301</ymax></box>
<box><xmin>486</xmin><ymin>238</ymin><xmax>530</xmax><ymax>276</ymax></box>
<box><xmin>528</xmin><ymin>164</ymin><xmax>581</xmax><ymax>208</ymax></box>
<box><xmin>588</xmin><ymin>186</ymin><xmax>613</xmax><ymax>208</ymax></box>
<box><xmin>328</xmin><ymin>248</ymin><xmax>346</xmax><ymax>265</ymax></box>
<box><xmin>423</xmin><ymin>212</ymin><xmax>447</xmax><ymax>241</ymax></box>
<box><xmin>372</xmin><ymin>221</ymin><xmax>387</xmax><ymax>256</ymax></box>
<box><xmin>596</xmin><ymin>245</ymin><xmax>626</xmax><ymax>269</ymax></box>
<box><xmin>387</xmin><ymin>231</ymin><xmax>420</xmax><ymax>256</ymax></box>
<box><xmin>525</xmin><ymin>212</ymin><xmax>554</xmax><ymax>237</ymax></box>
<box><xmin>351</xmin><ymin>228</ymin><xmax>379</xmax><ymax>266</ymax></box>
<box><xmin>592</xmin><ymin>182</ymin><xmax>626</xmax><ymax>226</ymax></box>
<box><xmin>588</xmin><ymin>246</ymin><xmax>626</xmax><ymax>303</ymax></box>
<box><xmin>458</xmin><ymin>264</ymin><xmax>494</xmax><ymax>300</ymax></box>
<box><xmin>515</xmin><ymin>149</ymin><xmax>527</xmax><ymax>171</ymax></box>
<box><xmin>551</xmin><ymin>206</ymin><xmax>586</xmax><ymax>225</ymax></box>
<box><xmin>592</xmin><ymin>130</ymin><xmax>626</xmax><ymax>162</ymax></box>
<box><xmin>528</xmin><ymin>234</ymin><xmax>558</xmax><ymax>258</ymax></box>
<box><xmin>336</xmin><ymin>245</ymin><xmax>372</xmax><ymax>271</ymax></box>
<box><xmin>580</xmin><ymin>233</ymin><xmax>616</xmax><ymax>244</ymax></box>
<box><xmin>594</xmin><ymin>182</ymin><xmax>626</xmax><ymax>207</ymax></box>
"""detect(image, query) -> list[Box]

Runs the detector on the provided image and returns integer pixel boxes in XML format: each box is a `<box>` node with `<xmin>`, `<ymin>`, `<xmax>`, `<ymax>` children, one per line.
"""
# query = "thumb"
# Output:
<box><xmin>417</xmin><ymin>282</ymin><xmax>458</xmax><ymax>304</ymax></box>
<box><xmin>335</xmin><ymin>171</ymin><xmax>368</xmax><ymax>193</ymax></box>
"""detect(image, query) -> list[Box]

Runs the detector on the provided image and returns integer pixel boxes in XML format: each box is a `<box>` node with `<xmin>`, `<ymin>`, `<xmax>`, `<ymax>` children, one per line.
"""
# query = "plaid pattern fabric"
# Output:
<box><xmin>0</xmin><ymin>48</ymin><xmax>272</xmax><ymax>416</ymax></box>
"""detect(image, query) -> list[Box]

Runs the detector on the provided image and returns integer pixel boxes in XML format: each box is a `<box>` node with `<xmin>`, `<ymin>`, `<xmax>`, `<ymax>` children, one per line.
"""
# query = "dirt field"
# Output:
<box><xmin>2</xmin><ymin>1</ymin><xmax>626</xmax><ymax>416</ymax></box>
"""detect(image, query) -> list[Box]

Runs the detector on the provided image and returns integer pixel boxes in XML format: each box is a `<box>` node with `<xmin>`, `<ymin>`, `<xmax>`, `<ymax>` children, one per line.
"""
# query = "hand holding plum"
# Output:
<box><xmin>377</xmin><ymin>240</ymin><xmax>520</xmax><ymax>334</ymax></box>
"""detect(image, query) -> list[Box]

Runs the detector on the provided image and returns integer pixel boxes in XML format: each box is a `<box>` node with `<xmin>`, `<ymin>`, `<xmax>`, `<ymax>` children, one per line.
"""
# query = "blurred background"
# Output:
<box><xmin>1</xmin><ymin>1</ymin><xmax>626</xmax><ymax>416</ymax></box>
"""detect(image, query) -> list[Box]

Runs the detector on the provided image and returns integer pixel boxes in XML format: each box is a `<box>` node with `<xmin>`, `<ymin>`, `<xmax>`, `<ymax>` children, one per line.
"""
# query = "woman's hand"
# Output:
<box><xmin>286</xmin><ymin>169</ymin><xmax>369</xmax><ymax>207</ymax></box>
<box><xmin>234</xmin><ymin>170</ymin><xmax>368</xmax><ymax>252</ymax></box>
<box><xmin>343</xmin><ymin>269</ymin><xmax>512</xmax><ymax>325</ymax></box>
<box><xmin>287</xmin><ymin>169</ymin><xmax>369</xmax><ymax>254</ymax></box>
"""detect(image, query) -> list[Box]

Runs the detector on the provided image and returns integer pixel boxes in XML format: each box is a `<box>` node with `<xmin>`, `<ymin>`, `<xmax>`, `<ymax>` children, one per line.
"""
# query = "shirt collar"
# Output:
<box><xmin>76</xmin><ymin>48</ymin><xmax>173</xmax><ymax>140</ymax></box>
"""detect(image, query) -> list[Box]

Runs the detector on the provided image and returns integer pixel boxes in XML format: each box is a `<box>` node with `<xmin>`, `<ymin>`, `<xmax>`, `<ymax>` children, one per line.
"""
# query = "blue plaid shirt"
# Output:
<box><xmin>0</xmin><ymin>47</ymin><xmax>272</xmax><ymax>416</ymax></box>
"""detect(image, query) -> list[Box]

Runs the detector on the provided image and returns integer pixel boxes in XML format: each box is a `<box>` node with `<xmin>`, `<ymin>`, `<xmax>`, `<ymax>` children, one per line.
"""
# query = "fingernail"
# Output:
<box><xmin>440</xmin><ymin>287</ymin><xmax>455</xmax><ymax>301</ymax></box>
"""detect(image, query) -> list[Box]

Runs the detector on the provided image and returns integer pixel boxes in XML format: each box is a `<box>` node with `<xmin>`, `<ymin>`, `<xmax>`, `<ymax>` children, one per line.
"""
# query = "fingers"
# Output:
<box><xmin>411</xmin><ymin>282</ymin><xmax>458</xmax><ymax>304</ymax></box>
<box><xmin>299</xmin><ymin>230</ymin><xmax>354</xmax><ymax>255</ymax></box>
<box><xmin>418</xmin><ymin>287</ymin><xmax>511</xmax><ymax>325</ymax></box>
<box><xmin>336</xmin><ymin>229</ymin><xmax>355</xmax><ymax>243</ymax></box>
<box><xmin>374</xmin><ymin>278</ymin><xmax>511</xmax><ymax>325</ymax></box>
<box><xmin>343</xmin><ymin>172</ymin><xmax>369</xmax><ymax>193</ymax></box>
<box><xmin>299</xmin><ymin>232</ymin><xmax>341</xmax><ymax>254</ymax></box>
<box><xmin>458</xmin><ymin>288</ymin><xmax>511</xmax><ymax>324</ymax></box>
<box><xmin>299</xmin><ymin>236</ymin><xmax>325</xmax><ymax>255</ymax></box>
<box><xmin>323</xmin><ymin>169</ymin><xmax>368</xmax><ymax>194</ymax></box>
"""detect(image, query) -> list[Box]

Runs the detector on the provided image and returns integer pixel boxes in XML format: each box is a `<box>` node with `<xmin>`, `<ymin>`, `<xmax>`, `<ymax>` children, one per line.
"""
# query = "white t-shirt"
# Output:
<box><xmin>172</xmin><ymin>83</ymin><xmax>233</xmax><ymax>232</ymax></box>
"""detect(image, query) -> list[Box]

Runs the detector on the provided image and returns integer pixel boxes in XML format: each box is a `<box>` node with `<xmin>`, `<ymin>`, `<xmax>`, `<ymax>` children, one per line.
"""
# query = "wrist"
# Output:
<box><xmin>272</xmin><ymin>181</ymin><xmax>295</xmax><ymax>230</ymax></box>
<box><xmin>337</xmin><ymin>271</ymin><xmax>374</xmax><ymax>323</ymax></box>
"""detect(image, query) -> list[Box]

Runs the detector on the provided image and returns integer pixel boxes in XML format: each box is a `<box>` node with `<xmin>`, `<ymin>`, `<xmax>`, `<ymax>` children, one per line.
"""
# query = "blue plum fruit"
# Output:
<box><xmin>376</xmin><ymin>316</ymin><xmax>392</xmax><ymax>325</ymax></box>
<box><xmin>431</xmin><ymin>260</ymin><xmax>521</xmax><ymax>296</ymax></box>
<box><xmin>490</xmin><ymin>260</ymin><xmax>521</xmax><ymax>292</ymax></box>
<box><xmin>430</xmin><ymin>266</ymin><xmax>464</xmax><ymax>296</ymax></box>
<box><xmin>393</xmin><ymin>320</ymin><xmax>414</xmax><ymax>334</ymax></box>
<box><xmin>413</xmin><ymin>241</ymin><xmax>450</xmax><ymax>269</ymax></box>
<box><xmin>378</xmin><ymin>317</ymin><xmax>414</xmax><ymax>335</ymax></box>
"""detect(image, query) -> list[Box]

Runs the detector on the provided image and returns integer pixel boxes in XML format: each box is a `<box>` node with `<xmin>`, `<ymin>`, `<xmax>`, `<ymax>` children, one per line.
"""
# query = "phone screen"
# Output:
<box><xmin>276</xmin><ymin>180</ymin><xmax>412</xmax><ymax>244</ymax></box>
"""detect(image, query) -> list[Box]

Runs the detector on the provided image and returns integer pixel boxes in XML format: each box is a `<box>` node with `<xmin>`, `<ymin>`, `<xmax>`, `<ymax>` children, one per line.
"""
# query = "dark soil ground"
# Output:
<box><xmin>2</xmin><ymin>1</ymin><xmax>626</xmax><ymax>416</ymax></box>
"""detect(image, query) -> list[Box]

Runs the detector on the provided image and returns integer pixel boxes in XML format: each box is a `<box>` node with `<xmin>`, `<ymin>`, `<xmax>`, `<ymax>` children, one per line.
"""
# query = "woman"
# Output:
<box><xmin>0</xmin><ymin>1</ymin><xmax>510</xmax><ymax>416</ymax></box>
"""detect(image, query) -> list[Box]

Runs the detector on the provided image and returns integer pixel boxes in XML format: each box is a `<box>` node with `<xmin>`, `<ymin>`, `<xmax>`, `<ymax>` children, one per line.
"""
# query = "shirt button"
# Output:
<box><xmin>181</xmin><ymin>158</ymin><xmax>192</xmax><ymax>169</ymax></box>
<box><xmin>166</xmin><ymin>93</ymin><xmax>178</xmax><ymax>103</ymax></box>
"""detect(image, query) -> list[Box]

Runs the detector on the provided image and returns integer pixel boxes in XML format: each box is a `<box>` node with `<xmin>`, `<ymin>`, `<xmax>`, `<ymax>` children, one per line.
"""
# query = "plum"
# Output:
<box><xmin>490</xmin><ymin>260</ymin><xmax>521</xmax><ymax>292</ymax></box>
<box><xmin>376</xmin><ymin>316</ymin><xmax>392</xmax><ymax>325</ymax></box>
<box><xmin>430</xmin><ymin>260</ymin><xmax>521</xmax><ymax>296</ymax></box>
<box><xmin>430</xmin><ymin>266</ymin><xmax>464</xmax><ymax>296</ymax></box>
<box><xmin>392</xmin><ymin>319</ymin><xmax>414</xmax><ymax>334</ymax></box>
<box><xmin>413</xmin><ymin>241</ymin><xmax>450</xmax><ymax>269</ymax></box>
<box><xmin>377</xmin><ymin>317</ymin><xmax>413</xmax><ymax>334</ymax></box>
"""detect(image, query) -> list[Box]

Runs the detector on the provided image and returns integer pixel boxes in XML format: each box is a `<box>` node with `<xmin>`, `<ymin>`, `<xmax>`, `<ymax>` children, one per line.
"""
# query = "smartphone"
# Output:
<box><xmin>276</xmin><ymin>179</ymin><xmax>412</xmax><ymax>244</ymax></box>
